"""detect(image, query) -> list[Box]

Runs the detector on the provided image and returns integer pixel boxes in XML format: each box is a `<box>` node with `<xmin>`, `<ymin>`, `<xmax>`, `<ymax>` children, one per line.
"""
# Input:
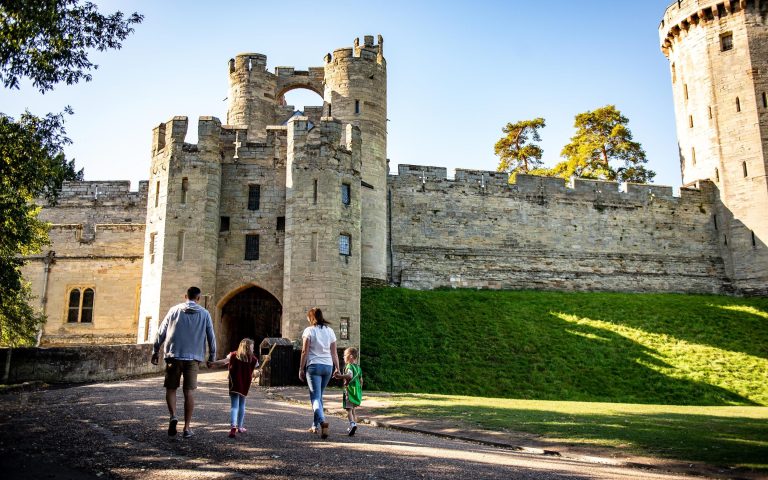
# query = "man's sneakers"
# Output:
<box><xmin>347</xmin><ymin>422</ymin><xmax>357</xmax><ymax>437</ymax></box>
<box><xmin>228</xmin><ymin>427</ymin><xmax>237</xmax><ymax>439</ymax></box>
<box><xmin>182</xmin><ymin>429</ymin><xmax>194</xmax><ymax>439</ymax></box>
<box><xmin>168</xmin><ymin>416</ymin><xmax>178</xmax><ymax>437</ymax></box>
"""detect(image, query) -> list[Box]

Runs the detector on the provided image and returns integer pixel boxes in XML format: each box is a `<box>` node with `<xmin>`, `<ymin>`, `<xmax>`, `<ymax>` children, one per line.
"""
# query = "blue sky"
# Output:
<box><xmin>1</xmin><ymin>0</ymin><xmax>680</xmax><ymax>189</ymax></box>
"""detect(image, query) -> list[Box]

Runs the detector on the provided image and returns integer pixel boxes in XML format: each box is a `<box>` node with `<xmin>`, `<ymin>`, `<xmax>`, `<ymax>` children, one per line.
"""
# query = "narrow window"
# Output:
<box><xmin>736</xmin><ymin>97</ymin><xmax>741</xmax><ymax>112</ymax></box>
<box><xmin>691</xmin><ymin>148</ymin><xmax>696</xmax><ymax>166</ymax></box>
<box><xmin>713</xmin><ymin>215</ymin><xmax>718</xmax><ymax>231</ymax></box>
<box><xmin>339</xmin><ymin>233</ymin><xmax>351</xmax><ymax>256</ymax></box>
<box><xmin>311</xmin><ymin>232</ymin><xmax>318</xmax><ymax>262</ymax></box>
<box><xmin>67</xmin><ymin>289</ymin><xmax>81</xmax><ymax>323</ymax></box>
<box><xmin>715</xmin><ymin>168</ymin><xmax>720</xmax><ymax>182</ymax></box>
<box><xmin>149</xmin><ymin>233</ymin><xmax>157</xmax><ymax>264</ymax></box>
<box><xmin>689</xmin><ymin>115</ymin><xmax>694</xmax><ymax>128</ymax></box>
<box><xmin>721</xmin><ymin>32</ymin><xmax>733</xmax><ymax>51</ymax></box>
<box><xmin>708</xmin><ymin>106</ymin><xmax>713</xmax><ymax>119</ymax></box>
<box><xmin>671</xmin><ymin>63</ymin><xmax>676</xmax><ymax>83</ymax></box>
<box><xmin>154</xmin><ymin>181</ymin><xmax>160</xmax><ymax>208</ymax></box>
<box><xmin>328</xmin><ymin>104</ymin><xmax>332</xmax><ymax>116</ymax></box>
<box><xmin>723</xmin><ymin>234</ymin><xmax>728</xmax><ymax>246</ymax></box>
<box><xmin>245</xmin><ymin>234</ymin><xmax>259</xmax><ymax>260</ymax></box>
<box><xmin>341</xmin><ymin>183</ymin><xmax>351</xmax><ymax>206</ymax></box>
<box><xmin>143</xmin><ymin>317</ymin><xmax>152</xmax><ymax>342</ymax></box>
<box><xmin>339</xmin><ymin>317</ymin><xmax>350</xmax><ymax>340</ymax></box>
<box><xmin>81</xmin><ymin>288</ymin><xmax>94</xmax><ymax>323</ymax></box>
<box><xmin>718</xmin><ymin>4</ymin><xmax>728</xmax><ymax>18</ymax></box>
<box><xmin>684</xmin><ymin>84</ymin><xmax>688</xmax><ymax>100</ymax></box>
<box><xmin>181</xmin><ymin>178</ymin><xmax>188</xmax><ymax>204</ymax></box>
<box><xmin>354</xmin><ymin>99</ymin><xmax>360</xmax><ymax>114</ymax></box>
<box><xmin>248</xmin><ymin>185</ymin><xmax>260</xmax><ymax>210</ymax></box>
<box><xmin>313</xmin><ymin>179</ymin><xmax>318</xmax><ymax>205</ymax></box>
<box><xmin>743</xmin><ymin>161</ymin><xmax>748</xmax><ymax>177</ymax></box>
<box><xmin>220</xmin><ymin>216</ymin><xmax>230</xmax><ymax>232</ymax></box>
<box><xmin>763</xmin><ymin>92</ymin><xmax>767</xmax><ymax>108</ymax></box>
<box><xmin>177</xmin><ymin>231</ymin><xmax>185</xmax><ymax>261</ymax></box>
<box><xmin>276</xmin><ymin>216</ymin><xmax>285</xmax><ymax>231</ymax></box>
<box><xmin>752</xmin><ymin>231</ymin><xmax>757</xmax><ymax>247</ymax></box>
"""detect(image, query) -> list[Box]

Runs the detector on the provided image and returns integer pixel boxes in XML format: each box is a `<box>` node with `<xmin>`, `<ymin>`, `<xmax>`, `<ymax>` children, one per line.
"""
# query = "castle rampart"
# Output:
<box><xmin>388</xmin><ymin>168</ymin><xmax>726</xmax><ymax>293</ymax></box>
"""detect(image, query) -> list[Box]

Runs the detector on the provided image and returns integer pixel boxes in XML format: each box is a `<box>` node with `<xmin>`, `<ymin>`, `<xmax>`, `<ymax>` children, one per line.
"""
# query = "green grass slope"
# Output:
<box><xmin>360</xmin><ymin>288</ymin><xmax>768</xmax><ymax>406</ymax></box>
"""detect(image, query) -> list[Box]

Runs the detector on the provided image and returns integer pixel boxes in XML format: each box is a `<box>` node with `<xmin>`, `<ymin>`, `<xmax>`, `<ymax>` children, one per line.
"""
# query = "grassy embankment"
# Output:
<box><xmin>360</xmin><ymin>288</ymin><xmax>768</xmax><ymax>469</ymax></box>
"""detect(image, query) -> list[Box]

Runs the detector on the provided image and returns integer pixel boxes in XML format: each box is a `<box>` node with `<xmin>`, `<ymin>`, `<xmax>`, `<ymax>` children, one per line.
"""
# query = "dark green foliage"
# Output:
<box><xmin>361</xmin><ymin>288</ymin><xmax>768</xmax><ymax>405</ymax></box>
<box><xmin>0</xmin><ymin>0</ymin><xmax>143</xmax><ymax>92</ymax></box>
<box><xmin>0</xmin><ymin>111</ymin><xmax>81</xmax><ymax>346</ymax></box>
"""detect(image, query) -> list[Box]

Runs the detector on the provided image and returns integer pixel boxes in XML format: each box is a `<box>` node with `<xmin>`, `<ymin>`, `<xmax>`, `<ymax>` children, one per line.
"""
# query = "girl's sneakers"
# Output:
<box><xmin>308</xmin><ymin>425</ymin><xmax>318</xmax><ymax>434</ymax></box>
<box><xmin>228</xmin><ymin>427</ymin><xmax>237</xmax><ymax>438</ymax></box>
<box><xmin>320</xmin><ymin>422</ymin><xmax>329</xmax><ymax>439</ymax></box>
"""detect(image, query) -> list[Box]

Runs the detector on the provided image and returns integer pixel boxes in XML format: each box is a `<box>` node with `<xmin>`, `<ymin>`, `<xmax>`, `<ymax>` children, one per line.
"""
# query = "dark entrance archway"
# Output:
<box><xmin>220</xmin><ymin>286</ymin><xmax>282</xmax><ymax>354</ymax></box>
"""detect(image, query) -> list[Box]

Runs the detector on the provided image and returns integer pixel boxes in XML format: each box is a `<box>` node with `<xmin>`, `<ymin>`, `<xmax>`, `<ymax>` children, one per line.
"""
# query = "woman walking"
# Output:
<box><xmin>298</xmin><ymin>307</ymin><xmax>340</xmax><ymax>439</ymax></box>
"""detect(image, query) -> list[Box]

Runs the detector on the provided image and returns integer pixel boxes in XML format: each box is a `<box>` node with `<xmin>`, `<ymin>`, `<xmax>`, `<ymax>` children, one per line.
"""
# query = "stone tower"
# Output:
<box><xmin>323</xmin><ymin>35</ymin><xmax>388</xmax><ymax>281</ymax></box>
<box><xmin>138</xmin><ymin>116</ymin><xmax>223</xmax><ymax>338</ymax></box>
<box><xmin>660</xmin><ymin>0</ymin><xmax>768</xmax><ymax>294</ymax></box>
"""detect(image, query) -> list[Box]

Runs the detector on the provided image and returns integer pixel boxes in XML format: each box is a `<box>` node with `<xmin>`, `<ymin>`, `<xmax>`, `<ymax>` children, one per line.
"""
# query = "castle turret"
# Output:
<box><xmin>137</xmin><ymin>116</ymin><xmax>223</xmax><ymax>341</ymax></box>
<box><xmin>227</xmin><ymin>53</ymin><xmax>277</xmax><ymax>141</ymax></box>
<box><xmin>660</xmin><ymin>0</ymin><xmax>768</xmax><ymax>294</ymax></box>
<box><xmin>323</xmin><ymin>35</ymin><xmax>388</xmax><ymax>282</ymax></box>
<box><xmin>282</xmin><ymin>117</ymin><xmax>362</xmax><ymax>345</ymax></box>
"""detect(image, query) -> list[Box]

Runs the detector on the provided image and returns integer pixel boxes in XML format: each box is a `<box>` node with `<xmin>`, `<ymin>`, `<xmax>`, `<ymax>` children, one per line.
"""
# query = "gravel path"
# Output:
<box><xmin>0</xmin><ymin>371</ymin><xmax>721</xmax><ymax>480</ymax></box>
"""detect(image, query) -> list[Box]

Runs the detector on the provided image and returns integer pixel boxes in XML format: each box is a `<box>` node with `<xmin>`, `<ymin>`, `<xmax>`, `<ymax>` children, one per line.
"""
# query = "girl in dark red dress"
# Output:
<box><xmin>213</xmin><ymin>338</ymin><xmax>259</xmax><ymax>438</ymax></box>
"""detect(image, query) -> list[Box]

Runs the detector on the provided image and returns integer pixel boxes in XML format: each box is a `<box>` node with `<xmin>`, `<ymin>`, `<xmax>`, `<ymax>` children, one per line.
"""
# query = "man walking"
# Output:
<box><xmin>151</xmin><ymin>286</ymin><xmax>216</xmax><ymax>438</ymax></box>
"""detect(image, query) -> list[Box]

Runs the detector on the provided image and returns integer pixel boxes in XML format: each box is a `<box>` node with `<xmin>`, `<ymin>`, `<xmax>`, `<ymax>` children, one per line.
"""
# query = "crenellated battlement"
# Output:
<box><xmin>390</xmin><ymin>165</ymin><xmax>709</xmax><ymax>207</ymax></box>
<box><xmin>659</xmin><ymin>0</ymin><xmax>767</xmax><ymax>55</ymax></box>
<box><xmin>325</xmin><ymin>34</ymin><xmax>385</xmax><ymax>66</ymax></box>
<box><xmin>52</xmin><ymin>180</ymin><xmax>149</xmax><ymax>205</ymax></box>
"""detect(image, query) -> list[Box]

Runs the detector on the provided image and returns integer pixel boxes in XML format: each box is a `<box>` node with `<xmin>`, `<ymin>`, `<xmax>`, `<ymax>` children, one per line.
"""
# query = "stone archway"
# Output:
<box><xmin>220</xmin><ymin>286</ymin><xmax>282</xmax><ymax>354</ymax></box>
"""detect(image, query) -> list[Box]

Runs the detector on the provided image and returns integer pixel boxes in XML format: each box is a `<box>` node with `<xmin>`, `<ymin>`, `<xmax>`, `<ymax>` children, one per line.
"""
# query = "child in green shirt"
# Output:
<box><xmin>335</xmin><ymin>347</ymin><xmax>363</xmax><ymax>436</ymax></box>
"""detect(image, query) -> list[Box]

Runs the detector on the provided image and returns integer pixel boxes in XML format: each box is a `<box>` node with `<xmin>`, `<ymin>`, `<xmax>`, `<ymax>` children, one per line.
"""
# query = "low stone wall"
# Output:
<box><xmin>0</xmin><ymin>344</ymin><xmax>163</xmax><ymax>385</ymax></box>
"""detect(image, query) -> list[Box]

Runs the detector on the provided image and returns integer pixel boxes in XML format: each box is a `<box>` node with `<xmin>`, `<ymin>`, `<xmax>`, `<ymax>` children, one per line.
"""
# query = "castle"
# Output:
<box><xmin>20</xmin><ymin>1</ymin><xmax>768</xmax><ymax>350</ymax></box>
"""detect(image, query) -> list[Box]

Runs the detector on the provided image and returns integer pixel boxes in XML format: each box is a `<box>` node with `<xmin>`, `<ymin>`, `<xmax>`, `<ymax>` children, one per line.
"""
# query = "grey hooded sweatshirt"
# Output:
<box><xmin>153</xmin><ymin>301</ymin><xmax>216</xmax><ymax>362</ymax></box>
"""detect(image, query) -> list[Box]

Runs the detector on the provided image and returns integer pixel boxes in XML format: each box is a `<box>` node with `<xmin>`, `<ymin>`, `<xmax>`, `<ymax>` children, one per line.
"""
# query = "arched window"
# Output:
<box><xmin>66</xmin><ymin>287</ymin><xmax>95</xmax><ymax>323</ymax></box>
<box><xmin>67</xmin><ymin>289</ymin><xmax>81</xmax><ymax>323</ymax></box>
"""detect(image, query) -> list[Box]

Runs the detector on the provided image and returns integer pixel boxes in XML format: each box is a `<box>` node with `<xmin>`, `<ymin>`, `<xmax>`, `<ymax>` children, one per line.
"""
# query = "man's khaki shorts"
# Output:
<box><xmin>164</xmin><ymin>359</ymin><xmax>199</xmax><ymax>390</ymax></box>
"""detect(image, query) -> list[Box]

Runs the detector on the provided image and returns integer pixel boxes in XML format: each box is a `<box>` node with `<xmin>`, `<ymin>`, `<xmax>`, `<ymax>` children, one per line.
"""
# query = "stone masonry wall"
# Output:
<box><xmin>0</xmin><ymin>344</ymin><xmax>162</xmax><ymax>384</ymax></box>
<box><xmin>22</xmin><ymin>181</ymin><xmax>147</xmax><ymax>346</ymax></box>
<box><xmin>388</xmin><ymin>168</ymin><xmax>726</xmax><ymax>293</ymax></box>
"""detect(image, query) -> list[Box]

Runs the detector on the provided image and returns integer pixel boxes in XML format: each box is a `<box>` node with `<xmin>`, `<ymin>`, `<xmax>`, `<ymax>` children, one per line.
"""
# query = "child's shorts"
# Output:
<box><xmin>343</xmin><ymin>390</ymin><xmax>360</xmax><ymax>410</ymax></box>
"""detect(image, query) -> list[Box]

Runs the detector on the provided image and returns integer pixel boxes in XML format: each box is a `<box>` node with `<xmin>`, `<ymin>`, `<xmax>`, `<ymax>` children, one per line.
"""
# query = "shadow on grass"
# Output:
<box><xmin>362</xmin><ymin>288</ymin><xmax>767</xmax><ymax>406</ymax></box>
<box><xmin>555</xmin><ymin>292</ymin><xmax>768</xmax><ymax>361</ymax></box>
<box><xmin>369</xmin><ymin>401</ymin><xmax>768</xmax><ymax>470</ymax></box>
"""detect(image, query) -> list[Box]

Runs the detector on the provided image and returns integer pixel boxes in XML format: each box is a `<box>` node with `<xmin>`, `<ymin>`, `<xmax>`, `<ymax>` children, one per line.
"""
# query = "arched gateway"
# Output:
<box><xmin>219</xmin><ymin>286</ymin><xmax>282</xmax><ymax>354</ymax></box>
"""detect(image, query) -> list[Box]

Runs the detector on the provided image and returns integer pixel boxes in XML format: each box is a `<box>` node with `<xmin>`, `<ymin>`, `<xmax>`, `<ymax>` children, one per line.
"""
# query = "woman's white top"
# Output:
<box><xmin>302</xmin><ymin>325</ymin><xmax>337</xmax><ymax>366</ymax></box>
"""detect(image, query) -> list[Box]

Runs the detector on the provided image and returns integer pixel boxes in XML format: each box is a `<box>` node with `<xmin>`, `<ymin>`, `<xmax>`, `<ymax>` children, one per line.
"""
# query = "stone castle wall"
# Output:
<box><xmin>22</xmin><ymin>181</ymin><xmax>148</xmax><ymax>346</ymax></box>
<box><xmin>388</xmin><ymin>167</ymin><xmax>726</xmax><ymax>293</ymax></box>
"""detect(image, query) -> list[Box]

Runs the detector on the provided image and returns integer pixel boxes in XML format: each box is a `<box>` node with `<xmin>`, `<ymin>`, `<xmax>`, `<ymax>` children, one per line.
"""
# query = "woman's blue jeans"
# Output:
<box><xmin>229</xmin><ymin>392</ymin><xmax>246</xmax><ymax>428</ymax></box>
<box><xmin>306</xmin><ymin>363</ymin><xmax>333</xmax><ymax>427</ymax></box>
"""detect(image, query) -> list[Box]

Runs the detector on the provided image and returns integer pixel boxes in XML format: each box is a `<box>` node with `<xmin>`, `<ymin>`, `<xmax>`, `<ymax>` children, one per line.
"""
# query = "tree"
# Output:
<box><xmin>494</xmin><ymin>117</ymin><xmax>546</xmax><ymax>176</ymax></box>
<box><xmin>1</xmin><ymin>0</ymin><xmax>143</xmax><ymax>92</ymax></box>
<box><xmin>0</xmin><ymin>1</ymin><xmax>142</xmax><ymax>346</ymax></box>
<box><xmin>554</xmin><ymin>105</ymin><xmax>655</xmax><ymax>183</ymax></box>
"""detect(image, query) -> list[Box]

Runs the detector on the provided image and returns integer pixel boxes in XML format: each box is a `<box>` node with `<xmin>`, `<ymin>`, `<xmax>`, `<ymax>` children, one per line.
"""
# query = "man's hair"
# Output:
<box><xmin>187</xmin><ymin>286</ymin><xmax>202</xmax><ymax>300</ymax></box>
